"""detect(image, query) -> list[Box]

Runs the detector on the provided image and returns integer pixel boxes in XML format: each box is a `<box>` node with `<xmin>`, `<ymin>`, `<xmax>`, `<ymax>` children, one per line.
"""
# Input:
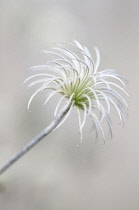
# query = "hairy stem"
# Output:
<box><xmin>0</xmin><ymin>101</ymin><xmax>72</xmax><ymax>176</ymax></box>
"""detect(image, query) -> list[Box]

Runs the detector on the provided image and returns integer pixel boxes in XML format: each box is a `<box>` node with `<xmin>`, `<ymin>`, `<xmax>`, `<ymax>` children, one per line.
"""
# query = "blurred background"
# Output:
<box><xmin>0</xmin><ymin>0</ymin><xmax>138</xmax><ymax>209</ymax></box>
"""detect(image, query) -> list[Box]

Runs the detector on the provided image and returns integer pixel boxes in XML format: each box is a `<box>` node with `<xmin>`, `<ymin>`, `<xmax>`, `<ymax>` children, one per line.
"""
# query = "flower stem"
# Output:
<box><xmin>0</xmin><ymin>101</ymin><xmax>72</xmax><ymax>176</ymax></box>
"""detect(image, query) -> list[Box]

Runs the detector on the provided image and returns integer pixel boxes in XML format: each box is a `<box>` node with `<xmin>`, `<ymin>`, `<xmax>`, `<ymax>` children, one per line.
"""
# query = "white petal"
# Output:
<box><xmin>44</xmin><ymin>90</ymin><xmax>61</xmax><ymax>105</ymax></box>
<box><xmin>53</xmin><ymin>102</ymin><xmax>73</xmax><ymax>130</ymax></box>
<box><xmin>83</xmin><ymin>94</ymin><xmax>92</xmax><ymax>115</ymax></box>
<box><xmin>95</xmin><ymin>90</ymin><xmax>110</xmax><ymax>113</ymax></box>
<box><xmin>54</xmin><ymin>95</ymin><xmax>66</xmax><ymax>117</ymax></box>
<box><xmin>90</xmin><ymin>113</ymin><xmax>105</xmax><ymax>141</ymax></box>
<box><xmin>76</xmin><ymin>107</ymin><xmax>83</xmax><ymax>145</ymax></box>
<box><xmin>94</xmin><ymin>47</ymin><xmax>100</xmax><ymax>74</ymax></box>
<box><xmin>80</xmin><ymin>103</ymin><xmax>87</xmax><ymax>131</ymax></box>
<box><xmin>27</xmin><ymin>88</ymin><xmax>42</xmax><ymax>110</ymax></box>
<box><xmin>53</xmin><ymin>94</ymin><xmax>74</xmax><ymax>130</ymax></box>
<box><xmin>23</xmin><ymin>73</ymin><xmax>54</xmax><ymax>84</ymax></box>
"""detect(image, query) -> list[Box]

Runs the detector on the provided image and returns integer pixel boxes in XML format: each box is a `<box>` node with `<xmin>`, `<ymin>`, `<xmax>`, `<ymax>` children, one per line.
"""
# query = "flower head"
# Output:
<box><xmin>24</xmin><ymin>41</ymin><xmax>128</xmax><ymax>144</ymax></box>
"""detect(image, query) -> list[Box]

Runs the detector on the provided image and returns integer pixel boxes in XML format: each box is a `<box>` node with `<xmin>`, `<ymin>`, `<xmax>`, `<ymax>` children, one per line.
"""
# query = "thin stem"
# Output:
<box><xmin>0</xmin><ymin>101</ymin><xmax>72</xmax><ymax>176</ymax></box>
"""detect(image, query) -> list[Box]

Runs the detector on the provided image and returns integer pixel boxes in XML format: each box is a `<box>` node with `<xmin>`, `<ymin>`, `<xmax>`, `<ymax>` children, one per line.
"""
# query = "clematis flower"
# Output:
<box><xmin>24</xmin><ymin>41</ymin><xmax>128</xmax><ymax>144</ymax></box>
<box><xmin>0</xmin><ymin>41</ymin><xmax>129</xmax><ymax>177</ymax></box>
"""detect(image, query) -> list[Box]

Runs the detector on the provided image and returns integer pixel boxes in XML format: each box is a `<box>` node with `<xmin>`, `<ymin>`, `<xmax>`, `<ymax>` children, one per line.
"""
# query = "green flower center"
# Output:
<box><xmin>61</xmin><ymin>75</ymin><xmax>95</xmax><ymax>108</ymax></box>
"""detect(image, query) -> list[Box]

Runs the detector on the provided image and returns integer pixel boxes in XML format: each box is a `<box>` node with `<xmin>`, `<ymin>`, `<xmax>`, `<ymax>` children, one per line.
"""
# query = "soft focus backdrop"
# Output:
<box><xmin>0</xmin><ymin>0</ymin><xmax>138</xmax><ymax>209</ymax></box>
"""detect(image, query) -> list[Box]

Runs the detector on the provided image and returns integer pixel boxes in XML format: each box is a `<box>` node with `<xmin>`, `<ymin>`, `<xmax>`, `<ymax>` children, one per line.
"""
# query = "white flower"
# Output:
<box><xmin>24</xmin><ymin>41</ymin><xmax>128</xmax><ymax>144</ymax></box>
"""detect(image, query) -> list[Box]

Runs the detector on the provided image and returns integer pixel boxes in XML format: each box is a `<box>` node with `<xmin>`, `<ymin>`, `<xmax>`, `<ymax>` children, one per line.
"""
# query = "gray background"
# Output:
<box><xmin>0</xmin><ymin>0</ymin><xmax>138</xmax><ymax>209</ymax></box>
